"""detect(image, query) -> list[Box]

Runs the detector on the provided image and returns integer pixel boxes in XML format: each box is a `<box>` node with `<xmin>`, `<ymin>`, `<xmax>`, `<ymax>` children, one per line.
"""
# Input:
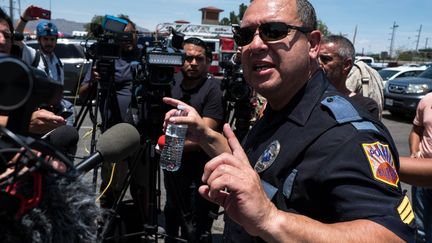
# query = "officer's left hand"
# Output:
<box><xmin>199</xmin><ymin>124</ymin><xmax>278</xmax><ymax>237</ymax></box>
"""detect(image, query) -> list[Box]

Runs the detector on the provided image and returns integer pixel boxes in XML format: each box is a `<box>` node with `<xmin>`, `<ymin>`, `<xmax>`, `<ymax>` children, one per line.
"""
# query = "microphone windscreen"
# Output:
<box><xmin>48</xmin><ymin>125</ymin><xmax>79</xmax><ymax>154</ymax></box>
<box><xmin>157</xmin><ymin>135</ymin><xmax>165</xmax><ymax>150</ymax></box>
<box><xmin>97</xmin><ymin>123</ymin><xmax>140</xmax><ymax>163</ymax></box>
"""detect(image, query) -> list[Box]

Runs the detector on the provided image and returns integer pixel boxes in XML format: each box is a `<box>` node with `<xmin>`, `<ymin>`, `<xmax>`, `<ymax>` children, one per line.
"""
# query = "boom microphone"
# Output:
<box><xmin>75</xmin><ymin>123</ymin><xmax>140</xmax><ymax>172</ymax></box>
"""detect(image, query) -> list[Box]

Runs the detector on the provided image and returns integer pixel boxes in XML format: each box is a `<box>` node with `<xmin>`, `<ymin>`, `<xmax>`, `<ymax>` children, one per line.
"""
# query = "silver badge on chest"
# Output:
<box><xmin>254</xmin><ymin>140</ymin><xmax>280</xmax><ymax>173</ymax></box>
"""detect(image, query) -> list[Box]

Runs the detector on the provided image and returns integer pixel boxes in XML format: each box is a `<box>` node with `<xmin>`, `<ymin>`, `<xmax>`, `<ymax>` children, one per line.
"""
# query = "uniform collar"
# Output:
<box><xmin>263</xmin><ymin>69</ymin><xmax>330</xmax><ymax>126</ymax></box>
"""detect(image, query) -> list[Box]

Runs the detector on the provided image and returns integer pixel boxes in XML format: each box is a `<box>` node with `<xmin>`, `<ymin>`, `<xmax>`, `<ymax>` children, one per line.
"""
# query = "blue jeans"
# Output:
<box><xmin>412</xmin><ymin>186</ymin><xmax>432</xmax><ymax>242</ymax></box>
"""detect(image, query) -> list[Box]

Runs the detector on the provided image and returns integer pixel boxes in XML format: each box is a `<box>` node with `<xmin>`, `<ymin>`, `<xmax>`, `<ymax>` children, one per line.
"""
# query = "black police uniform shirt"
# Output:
<box><xmin>223</xmin><ymin>70</ymin><xmax>415</xmax><ymax>243</ymax></box>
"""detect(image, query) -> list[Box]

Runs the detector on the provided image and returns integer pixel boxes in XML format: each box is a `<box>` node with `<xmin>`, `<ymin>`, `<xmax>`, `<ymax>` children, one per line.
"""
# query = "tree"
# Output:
<box><xmin>219</xmin><ymin>2</ymin><xmax>249</xmax><ymax>25</ymax></box>
<box><xmin>84</xmin><ymin>15</ymin><xmax>104</xmax><ymax>38</ymax></box>
<box><xmin>318</xmin><ymin>20</ymin><xmax>331</xmax><ymax>36</ymax></box>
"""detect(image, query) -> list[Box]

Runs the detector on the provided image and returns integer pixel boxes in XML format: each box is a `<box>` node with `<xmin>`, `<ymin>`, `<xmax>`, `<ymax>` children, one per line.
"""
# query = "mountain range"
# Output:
<box><xmin>22</xmin><ymin>18</ymin><xmax>150</xmax><ymax>35</ymax></box>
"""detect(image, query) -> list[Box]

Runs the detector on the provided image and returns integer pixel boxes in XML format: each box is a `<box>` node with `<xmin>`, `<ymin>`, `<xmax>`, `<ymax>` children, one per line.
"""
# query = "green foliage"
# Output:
<box><xmin>219</xmin><ymin>2</ymin><xmax>249</xmax><ymax>25</ymax></box>
<box><xmin>318</xmin><ymin>20</ymin><xmax>331</xmax><ymax>36</ymax></box>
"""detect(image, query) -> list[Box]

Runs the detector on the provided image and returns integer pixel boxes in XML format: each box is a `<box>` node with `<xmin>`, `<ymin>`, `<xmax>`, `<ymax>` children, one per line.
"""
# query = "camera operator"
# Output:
<box><xmin>0</xmin><ymin>9</ymin><xmax>99</xmax><ymax>242</ymax></box>
<box><xmin>79</xmin><ymin>17</ymin><xmax>141</xmax><ymax>209</ymax></box>
<box><xmin>0</xmin><ymin>8</ymin><xmax>66</xmax><ymax>135</ymax></box>
<box><xmin>163</xmin><ymin>37</ymin><xmax>224</xmax><ymax>243</ymax></box>
<box><xmin>15</xmin><ymin>5</ymin><xmax>75</xmax><ymax>126</ymax></box>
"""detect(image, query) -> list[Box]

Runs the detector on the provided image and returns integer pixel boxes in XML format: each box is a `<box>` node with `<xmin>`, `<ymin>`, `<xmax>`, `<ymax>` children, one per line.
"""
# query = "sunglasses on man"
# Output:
<box><xmin>232</xmin><ymin>22</ymin><xmax>312</xmax><ymax>47</ymax></box>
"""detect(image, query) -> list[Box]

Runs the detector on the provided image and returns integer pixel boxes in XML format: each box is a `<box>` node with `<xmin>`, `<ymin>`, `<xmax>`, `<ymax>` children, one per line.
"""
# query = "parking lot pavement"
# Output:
<box><xmin>74</xmin><ymin>108</ymin><xmax>413</xmax><ymax>242</ymax></box>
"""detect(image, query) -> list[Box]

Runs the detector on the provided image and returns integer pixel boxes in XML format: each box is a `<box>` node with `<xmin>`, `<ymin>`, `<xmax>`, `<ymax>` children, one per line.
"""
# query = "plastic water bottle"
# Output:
<box><xmin>160</xmin><ymin>113</ymin><xmax>188</xmax><ymax>171</ymax></box>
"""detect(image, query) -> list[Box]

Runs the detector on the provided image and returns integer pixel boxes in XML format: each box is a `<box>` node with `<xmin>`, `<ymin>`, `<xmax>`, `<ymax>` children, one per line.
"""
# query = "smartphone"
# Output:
<box><xmin>29</xmin><ymin>7</ymin><xmax>51</xmax><ymax>20</ymax></box>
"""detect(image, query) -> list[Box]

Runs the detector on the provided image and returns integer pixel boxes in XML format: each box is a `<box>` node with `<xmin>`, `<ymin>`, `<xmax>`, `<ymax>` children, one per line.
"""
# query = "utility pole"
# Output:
<box><xmin>415</xmin><ymin>24</ymin><xmax>422</xmax><ymax>52</ymax></box>
<box><xmin>426</xmin><ymin>37</ymin><xmax>429</xmax><ymax>50</ymax></box>
<box><xmin>352</xmin><ymin>25</ymin><xmax>357</xmax><ymax>46</ymax></box>
<box><xmin>8</xmin><ymin>0</ymin><xmax>13</xmax><ymax>22</ymax></box>
<box><xmin>389</xmin><ymin>21</ymin><xmax>399</xmax><ymax>59</ymax></box>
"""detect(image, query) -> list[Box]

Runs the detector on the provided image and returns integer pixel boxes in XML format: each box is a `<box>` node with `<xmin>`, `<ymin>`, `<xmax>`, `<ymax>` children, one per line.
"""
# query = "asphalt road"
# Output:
<box><xmin>74</xmin><ymin>107</ymin><xmax>414</xmax><ymax>242</ymax></box>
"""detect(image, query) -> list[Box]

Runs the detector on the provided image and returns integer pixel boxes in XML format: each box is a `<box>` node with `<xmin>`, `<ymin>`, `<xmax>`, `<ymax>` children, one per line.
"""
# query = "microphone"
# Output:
<box><xmin>44</xmin><ymin>125</ymin><xmax>79</xmax><ymax>157</ymax></box>
<box><xmin>75</xmin><ymin>123</ymin><xmax>140</xmax><ymax>173</ymax></box>
<box><xmin>156</xmin><ymin>135</ymin><xmax>165</xmax><ymax>152</ymax></box>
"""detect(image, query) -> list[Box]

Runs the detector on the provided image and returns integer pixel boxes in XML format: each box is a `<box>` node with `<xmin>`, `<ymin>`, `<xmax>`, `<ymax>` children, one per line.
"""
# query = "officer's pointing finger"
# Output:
<box><xmin>223</xmin><ymin>124</ymin><xmax>249</xmax><ymax>164</ymax></box>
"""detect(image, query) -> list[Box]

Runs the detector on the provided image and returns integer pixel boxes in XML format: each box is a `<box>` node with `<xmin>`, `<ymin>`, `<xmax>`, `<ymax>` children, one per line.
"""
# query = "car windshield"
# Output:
<box><xmin>378</xmin><ymin>70</ymin><xmax>398</xmax><ymax>80</ymax></box>
<box><xmin>26</xmin><ymin>42</ymin><xmax>85</xmax><ymax>59</ymax></box>
<box><xmin>418</xmin><ymin>67</ymin><xmax>432</xmax><ymax>79</ymax></box>
<box><xmin>54</xmin><ymin>44</ymin><xmax>85</xmax><ymax>59</ymax></box>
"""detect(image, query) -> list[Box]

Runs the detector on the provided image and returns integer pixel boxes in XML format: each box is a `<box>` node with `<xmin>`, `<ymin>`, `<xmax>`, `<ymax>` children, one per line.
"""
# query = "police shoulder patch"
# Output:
<box><xmin>362</xmin><ymin>142</ymin><xmax>399</xmax><ymax>187</ymax></box>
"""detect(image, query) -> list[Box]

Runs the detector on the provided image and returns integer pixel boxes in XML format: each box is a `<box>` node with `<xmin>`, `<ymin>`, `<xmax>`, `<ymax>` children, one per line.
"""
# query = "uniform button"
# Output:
<box><xmin>327</xmin><ymin>97</ymin><xmax>334</xmax><ymax>102</ymax></box>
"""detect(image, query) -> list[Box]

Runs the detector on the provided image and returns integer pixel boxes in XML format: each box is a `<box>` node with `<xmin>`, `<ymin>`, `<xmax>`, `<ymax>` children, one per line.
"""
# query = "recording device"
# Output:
<box><xmin>28</xmin><ymin>6</ymin><xmax>51</xmax><ymax>20</ymax></box>
<box><xmin>46</xmin><ymin>125</ymin><xmax>79</xmax><ymax>156</ymax></box>
<box><xmin>220</xmin><ymin>60</ymin><xmax>255</xmax><ymax>141</ymax></box>
<box><xmin>220</xmin><ymin>61</ymin><xmax>252</xmax><ymax>102</ymax></box>
<box><xmin>0</xmin><ymin>56</ymin><xmax>63</xmax><ymax>135</ymax></box>
<box><xmin>75</xmin><ymin>123</ymin><xmax>140</xmax><ymax>173</ymax></box>
<box><xmin>0</xmin><ymin>125</ymin><xmax>99</xmax><ymax>242</ymax></box>
<box><xmin>132</xmin><ymin>28</ymin><xmax>185</xmax><ymax>87</ymax></box>
<box><xmin>84</xmin><ymin>15</ymin><xmax>131</xmax><ymax>60</ymax></box>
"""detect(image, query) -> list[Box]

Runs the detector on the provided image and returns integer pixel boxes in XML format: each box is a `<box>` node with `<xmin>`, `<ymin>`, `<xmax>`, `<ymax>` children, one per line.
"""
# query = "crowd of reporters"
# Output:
<box><xmin>2</xmin><ymin>1</ymin><xmax>432</xmax><ymax>242</ymax></box>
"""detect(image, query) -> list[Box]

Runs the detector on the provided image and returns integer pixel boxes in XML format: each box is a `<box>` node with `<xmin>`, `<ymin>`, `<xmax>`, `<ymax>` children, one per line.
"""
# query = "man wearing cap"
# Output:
<box><xmin>15</xmin><ymin>5</ymin><xmax>74</xmax><ymax>127</ymax></box>
<box><xmin>16</xmin><ymin>5</ymin><xmax>63</xmax><ymax>86</ymax></box>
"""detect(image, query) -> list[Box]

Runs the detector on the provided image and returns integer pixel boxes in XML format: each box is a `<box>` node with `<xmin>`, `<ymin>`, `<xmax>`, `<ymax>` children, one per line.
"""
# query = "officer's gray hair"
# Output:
<box><xmin>296</xmin><ymin>0</ymin><xmax>317</xmax><ymax>30</ymax></box>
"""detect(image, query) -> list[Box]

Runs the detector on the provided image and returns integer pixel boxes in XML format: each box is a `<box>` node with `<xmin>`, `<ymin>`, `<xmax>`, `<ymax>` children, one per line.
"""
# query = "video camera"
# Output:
<box><xmin>220</xmin><ymin>61</ymin><xmax>252</xmax><ymax>103</ymax></box>
<box><xmin>84</xmin><ymin>15</ymin><xmax>133</xmax><ymax>60</ymax></box>
<box><xmin>0</xmin><ymin>56</ymin><xmax>63</xmax><ymax>135</ymax></box>
<box><xmin>132</xmin><ymin>28</ymin><xmax>185</xmax><ymax>87</ymax></box>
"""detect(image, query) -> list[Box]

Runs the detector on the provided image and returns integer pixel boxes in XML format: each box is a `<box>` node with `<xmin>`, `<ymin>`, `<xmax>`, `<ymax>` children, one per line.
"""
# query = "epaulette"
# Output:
<box><xmin>321</xmin><ymin>95</ymin><xmax>379</xmax><ymax>133</ymax></box>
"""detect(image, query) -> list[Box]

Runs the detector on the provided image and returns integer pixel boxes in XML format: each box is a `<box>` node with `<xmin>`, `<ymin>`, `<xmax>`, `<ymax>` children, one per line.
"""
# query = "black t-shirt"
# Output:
<box><xmin>172</xmin><ymin>73</ymin><xmax>224</xmax><ymax>122</ymax></box>
<box><xmin>350</xmin><ymin>93</ymin><xmax>380</xmax><ymax>119</ymax></box>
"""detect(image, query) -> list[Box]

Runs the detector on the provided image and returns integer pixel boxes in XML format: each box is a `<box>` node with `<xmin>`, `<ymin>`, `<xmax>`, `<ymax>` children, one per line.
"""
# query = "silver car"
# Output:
<box><xmin>25</xmin><ymin>38</ymin><xmax>93</xmax><ymax>102</ymax></box>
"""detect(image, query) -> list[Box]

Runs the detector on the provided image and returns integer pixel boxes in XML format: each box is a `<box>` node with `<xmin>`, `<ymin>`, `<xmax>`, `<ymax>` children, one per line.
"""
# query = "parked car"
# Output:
<box><xmin>384</xmin><ymin>67</ymin><xmax>432</xmax><ymax>117</ymax></box>
<box><xmin>25</xmin><ymin>38</ymin><xmax>93</xmax><ymax>102</ymax></box>
<box><xmin>379</xmin><ymin>66</ymin><xmax>427</xmax><ymax>87</ymax></box>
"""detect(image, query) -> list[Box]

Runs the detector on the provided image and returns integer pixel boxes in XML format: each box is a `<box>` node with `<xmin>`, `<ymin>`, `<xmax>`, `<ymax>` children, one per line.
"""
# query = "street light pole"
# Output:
<box><xmin>389</xmin><ymin>21</ymin><xmax>399</xmax><ymax>59</ymax></box>
<box><xmin>8</xmin><ymin>0</ymin><xmax>13</xmax><ymax>22</ymax></box>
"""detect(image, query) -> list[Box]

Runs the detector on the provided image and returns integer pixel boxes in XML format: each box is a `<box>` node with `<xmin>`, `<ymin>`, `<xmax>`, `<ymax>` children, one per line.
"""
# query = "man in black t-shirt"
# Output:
<box><xmin>319</xmin><ymin>35</ymin><xmax>380</xmax><ymax>119</ymax></box>
<box><xmin>163</xmin><ymin>37</ymin><xmax>224</xmax><ymax>242</ymax></box>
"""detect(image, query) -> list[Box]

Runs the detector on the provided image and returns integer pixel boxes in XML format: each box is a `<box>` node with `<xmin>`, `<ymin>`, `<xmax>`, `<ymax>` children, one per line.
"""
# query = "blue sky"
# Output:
<box><xmin>3</xmin><ymin>0</ymin><xmax>432</xmax><ymax>54</ymax></box>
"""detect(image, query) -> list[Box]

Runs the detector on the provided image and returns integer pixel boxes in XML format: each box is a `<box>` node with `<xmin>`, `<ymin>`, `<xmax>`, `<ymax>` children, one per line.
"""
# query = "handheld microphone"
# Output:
<box><xmin>44</xmin><ymin>125</ymin><xmax>79</xmax><ymax>157</ymax></box>
<box><xmin>75</xmin><ymin>123</ymin><xmax>140</xmax><ymax>173</ymax></box>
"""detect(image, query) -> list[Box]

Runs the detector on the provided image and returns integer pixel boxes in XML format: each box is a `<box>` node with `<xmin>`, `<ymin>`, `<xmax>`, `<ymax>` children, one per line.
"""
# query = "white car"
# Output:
<box><xmin>379</xmin><ymin>66</ymin><xmax>427</xmax><ymax>87</ymax></box>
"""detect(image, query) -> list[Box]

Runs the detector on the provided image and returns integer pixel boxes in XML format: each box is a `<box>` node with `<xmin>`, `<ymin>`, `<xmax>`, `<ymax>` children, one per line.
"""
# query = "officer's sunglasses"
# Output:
<box><xmin>232</xmin><ymin>22</ymin><xmax>312</xmax><ymax>47</ymax></box>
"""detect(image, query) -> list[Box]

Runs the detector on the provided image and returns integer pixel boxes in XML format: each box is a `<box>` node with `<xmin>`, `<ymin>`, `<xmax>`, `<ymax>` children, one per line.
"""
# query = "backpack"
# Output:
<box><xmin>346</xmin><ymin>60</ymin><xmax>384</xmax><ymax>119</ymax></box>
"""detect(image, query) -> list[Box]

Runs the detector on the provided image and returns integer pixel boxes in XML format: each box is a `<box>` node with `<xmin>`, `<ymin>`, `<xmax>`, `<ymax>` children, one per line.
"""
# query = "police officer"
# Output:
<box><xmin>162</xmin><ymin>0</ymin><xmax>415</xmax><ymax>242</ymax></box>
